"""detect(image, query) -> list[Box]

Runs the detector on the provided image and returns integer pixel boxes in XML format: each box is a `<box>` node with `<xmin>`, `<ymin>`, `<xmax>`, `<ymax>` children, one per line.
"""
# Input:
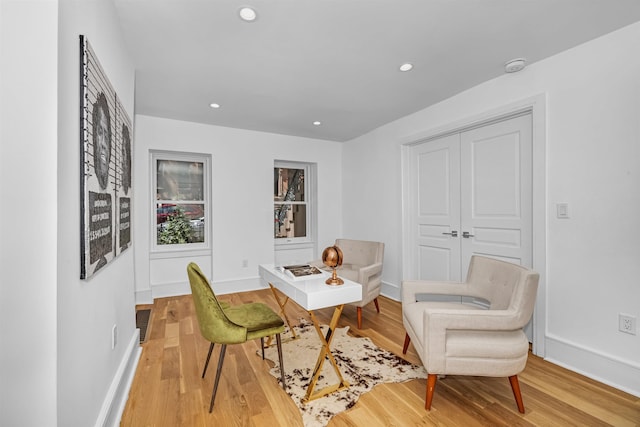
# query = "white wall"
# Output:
<box><xmin>133</xmin><ymin>116</ymin><xmax>343</xmax><ymax>302</ymax></box>
<box><xmin>2</xmin><ymin>2</ymin><xmax>138</xmax><ymax>425</ymax></box>
<box><xmin>56</xmin><ymin>1</ymin><xmax>138</xmax><ymax>425</ymax></box>
<box><xmin>343</xmin><ymin>22</ymin><xmax>640</xmax><ymax>396</ymax></box>
<box><xmin>0</xmin><ymin>1</ymin><xmax>58</xmax><ymax>425</ymax></box>
<box><xmin>3</xmin><ymin>4</ymin><xmax>635</xmax><ymax>425</ymax></box>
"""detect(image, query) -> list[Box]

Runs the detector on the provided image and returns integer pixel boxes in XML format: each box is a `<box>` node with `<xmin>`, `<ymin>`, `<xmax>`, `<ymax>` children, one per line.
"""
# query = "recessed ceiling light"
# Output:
<box><xmin>399</xmin><ymin>63</ymin><xmax>413</xmax><ymax>72</ymax></box>
<box><xmin>239</xmin><ymin>7</ymin><xmax>257</xmax><ymax>22</ymax></box>
<box><xmin>504</xmin><ymin>58</ymin><xmax>526</xmax><ymax>73</ymax></box>
<box><xmin>313</xmin><ymin>121</ymin><xmax>321</xmax><ymax>126</ymax></box>
<box><xmin>209</xmin><ymin>103</ymin><xmax>220</xmax><ymax>109</ymax></box>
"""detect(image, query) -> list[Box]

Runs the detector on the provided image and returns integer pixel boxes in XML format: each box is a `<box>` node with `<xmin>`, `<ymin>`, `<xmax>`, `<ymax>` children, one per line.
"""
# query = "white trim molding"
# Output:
<box><xmin>95</xmin><ymin>330</ymin><xmax>142</xmax><ymax>427</ymax></box>
<box><xmin>545</xmin><ymin>333</ymin><xmax>640</xmax><ymax>398</ymax></box>
<box><xmin>148</xmin><ymin>275</ymin><xmax>268</xmax><ymax>301</ymax></box>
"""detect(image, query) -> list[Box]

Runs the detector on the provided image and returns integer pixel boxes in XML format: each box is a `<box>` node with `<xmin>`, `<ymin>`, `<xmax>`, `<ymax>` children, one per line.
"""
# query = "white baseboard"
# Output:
<box><xmin>146</xmin><ymin>276</ymin><xmax>397</xmax><ymax>302</ymax></box>
<box><xmin>545</xmin><ymin>333</ymin><xmax>640</xmax><ymax>398</ymax></box>
<box><xmin>381</xmin><ymin>286</ymin><xmax>640</xmax><ymax>398</ymax></box>
<box><xmin>135</xmin><ymin>280</ymin><xmax>639</xmax><ymax>404</ymax></box>
<box><xmin>380</xmin><ymin>281</ymin><xmax>400</xmax><ymax>301</ymax></box>
<box><xmin>144</xmin><ymin>276</ymin><xmax>268</xmax><ymax>301</ymax></box>
<box><xmin>95</xmin><ymin>330</ymin><xmax>142</xmax><ymax>427</ymax></box>
<box><xmin>213</xmin><ymin>276</ymin><xmax>267</xmax><ymax>295</ymax></box>
<box><xmin>135</xmin><ymin>288</ymin><xmax>153</xmax><ymax>305</ymax></box>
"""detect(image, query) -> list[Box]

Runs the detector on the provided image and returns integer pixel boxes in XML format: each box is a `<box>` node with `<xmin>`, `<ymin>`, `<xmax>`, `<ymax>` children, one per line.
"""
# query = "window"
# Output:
<box><xmin>274</xmin><ymin>161</ymin><xmax>315</xmax><ymax>245</ymax></box>
<box><xmin>152</xmin><ymin>151</ymin><xmax>210</xmax><ymax>251</ymax></box>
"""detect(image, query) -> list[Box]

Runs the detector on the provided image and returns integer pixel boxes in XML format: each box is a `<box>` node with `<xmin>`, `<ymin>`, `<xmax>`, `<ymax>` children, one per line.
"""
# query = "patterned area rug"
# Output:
<box><xmin>261</xmin><ymin>320</ymin><xmax>426</xmax><ymax>427</ymax></box>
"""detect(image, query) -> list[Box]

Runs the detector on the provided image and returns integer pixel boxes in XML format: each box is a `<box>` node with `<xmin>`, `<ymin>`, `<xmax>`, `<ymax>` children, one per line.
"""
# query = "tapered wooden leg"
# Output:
<box><xmin>202</xmin><ymin>342</ymin><xmax>215</xmax><ymax>378</ymax></box>
<box><xmin>509</xmin><ymin>375</ymin><xmax>525</xmax><ymax>413</ymax></box>
<box><xmin>357</xmin><ymin>307</ymin><xmax>363</xmax><ymax>329</ymax></box>
<box><xmin>425</xmin><ymin>374</ymin><xmax>437</xmax><ymax>410</ymax></box>
<box><xmin>209</xmin><ymin>344</ymin><xmax>227</xmax><ymax>412</ymax></box>
<box><xmin>373</xmin><ymin>298</ymin><xmax>380</xmax><ymax>313</ymax></box>
<box><xmin>402</xmin><ymin>333</ymin><xmax>411</xmax><ymax>354</ymax></box>
<box><xmin>260</xmin><ymin>337</ymin><xmax>265</xmax><ymax>360</ymax></box>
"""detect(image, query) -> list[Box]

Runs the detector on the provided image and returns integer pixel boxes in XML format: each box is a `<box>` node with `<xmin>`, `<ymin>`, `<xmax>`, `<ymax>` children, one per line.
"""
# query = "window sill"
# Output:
<box><xmin>275</xmin><ymin>240</ymin><xmax>314</xmax><ymax>250</ymax></box>
<box><xmin>150</xmin><ymin>247</ymin><xmax>211</xmax><ymax>260</ymax></box>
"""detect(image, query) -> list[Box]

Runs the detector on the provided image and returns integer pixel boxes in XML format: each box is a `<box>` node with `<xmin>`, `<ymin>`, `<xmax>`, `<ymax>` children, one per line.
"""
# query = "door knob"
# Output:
<box><xmin>462</xmin><ymin>231</ymin><xmax>474</xmax><ymax>238</ymax></box>
<box><xmin>442</xmin><ymin>230</ymin><xmax>458</xmax><ymax>237</ymax></box>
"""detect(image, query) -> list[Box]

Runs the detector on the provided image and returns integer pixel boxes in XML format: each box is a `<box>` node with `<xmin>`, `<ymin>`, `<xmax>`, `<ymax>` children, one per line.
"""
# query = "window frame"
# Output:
<box><xmin>150</xmin><ymin>150</ymin><xmax>211</xmax><ymax>255</ymax></box>
<box><xmin>274</xmin><ymin>160</ymin><xmax>316</xmax><ymax>248</ymax></box>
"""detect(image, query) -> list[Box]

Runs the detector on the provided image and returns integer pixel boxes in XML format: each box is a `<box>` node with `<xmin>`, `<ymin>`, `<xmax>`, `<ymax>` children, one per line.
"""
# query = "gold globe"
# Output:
<box><xmin>322</xmin><ymin>245</ymin><xmax>344</xmax><ymax>285</ymax></box>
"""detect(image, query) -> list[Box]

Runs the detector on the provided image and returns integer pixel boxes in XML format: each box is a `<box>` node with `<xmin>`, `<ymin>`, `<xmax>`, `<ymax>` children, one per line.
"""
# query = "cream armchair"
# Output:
<box><xmin>401</xmin><ymin>255</ymin><xmax>539</xmax><ymax>413</ymax></box>
<box><xmin>313</xmin><ymin>238</ymin><xmax>384</xmax><ymax>328</ymax></box>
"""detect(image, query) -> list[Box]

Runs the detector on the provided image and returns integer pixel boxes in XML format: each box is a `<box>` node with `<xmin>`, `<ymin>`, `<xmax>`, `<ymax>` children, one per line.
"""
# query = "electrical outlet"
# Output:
<box><xmin>618</xmin><ymin>314</ymin><xmax>636</xmax><ymax>335</ymax></box>
<box><xmin>112</xmin><ymin>324</ymin><xmax>118</xmax><ymax>349</ymax></box>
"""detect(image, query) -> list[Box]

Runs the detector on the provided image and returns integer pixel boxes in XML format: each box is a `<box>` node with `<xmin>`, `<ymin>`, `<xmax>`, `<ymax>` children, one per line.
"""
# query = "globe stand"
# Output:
<box><xmin>322</xmin><ymin>245</ymin><xmax>344</xmax><ymax>286</ymax></box>
<box><xmin>326</xmin><ymin>268</ymin><xmax>344</xmax><ymax>286</ymax></box>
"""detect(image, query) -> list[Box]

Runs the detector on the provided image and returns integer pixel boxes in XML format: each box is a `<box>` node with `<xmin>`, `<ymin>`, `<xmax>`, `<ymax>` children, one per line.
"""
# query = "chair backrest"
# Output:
<box><xmin>335</xmin><ymin>239</ymin><xmax>384</xmax><ymax>266</ymax></box>
<box><xmin>466</xmin><ymin>255</ymin><xmax>539</xmax><ymax>328</ymax></box>
<box><xmin>187</xmin><ymin>262</ymin><xmax>247</xmax><ymax>344</ymax></box>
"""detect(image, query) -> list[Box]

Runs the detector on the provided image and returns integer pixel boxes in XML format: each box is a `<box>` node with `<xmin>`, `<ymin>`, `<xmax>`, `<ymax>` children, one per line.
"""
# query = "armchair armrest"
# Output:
<box><xmin>422</xmin><ymin>307</ymin><xmax>522</xmax><ymax>372</ymax></box>
<box><xmin>425</xmin><ymin>307</ymin><xmax>522</xmax><ymax>332</ymax></box>
<box><xmin>402</xmin><ymin>279</ymin><xmax>472</xmax><ymax>303</ymax></box>
<box><xmin>357</xmin><ymin>262</ymin><xmax>383</xmax><ymax>286</ymax></box>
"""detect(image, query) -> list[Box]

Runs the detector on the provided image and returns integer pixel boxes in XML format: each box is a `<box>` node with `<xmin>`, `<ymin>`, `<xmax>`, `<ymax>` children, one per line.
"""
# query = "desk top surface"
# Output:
<box><xmin>259</xmin><ymin>264</ymin><xmax>362</xmax><ymax>311</ymax></box>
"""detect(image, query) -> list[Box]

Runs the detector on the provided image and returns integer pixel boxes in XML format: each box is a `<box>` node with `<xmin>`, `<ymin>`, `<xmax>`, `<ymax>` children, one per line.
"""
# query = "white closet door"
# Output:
<box><xmin>409</xmin><ymin>133</ymin><xmax>461</xmax><ymax>281</ymax></box>
<box><xmin>460</xmin><ymin>114</ymin><xmax>533</xmax><ymax>271</ymax></box>
<box><xmin>406</xmin><ymin>113</ymin><xmax>534</xmax><ymax>339</ymax></box>
<box><xmin>408</xmin><ymin>113</ymin><xmax>533</xmax><ymax>278</ymax></box>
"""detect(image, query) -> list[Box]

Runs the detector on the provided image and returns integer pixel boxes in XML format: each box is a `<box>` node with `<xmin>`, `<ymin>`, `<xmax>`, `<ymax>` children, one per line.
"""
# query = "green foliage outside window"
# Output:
<box><xmin>158</xmin><ymin>207</ymin><xmax>194</xmax><ymax>244</ymax></box>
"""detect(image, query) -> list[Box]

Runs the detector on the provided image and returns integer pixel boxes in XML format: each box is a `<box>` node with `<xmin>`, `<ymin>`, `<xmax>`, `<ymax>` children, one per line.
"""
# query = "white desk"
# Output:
<box><xmin>258</xmin><ymin>264</ymin><xmax>362</xmax><ymax>402</ymax></box>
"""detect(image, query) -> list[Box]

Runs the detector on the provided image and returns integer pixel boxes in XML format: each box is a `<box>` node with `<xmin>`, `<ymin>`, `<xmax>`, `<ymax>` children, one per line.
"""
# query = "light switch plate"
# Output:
<box><xmin>556</xmin><ymin>203</ymin><xmax>570</xmax><ymax>219</ymax></box>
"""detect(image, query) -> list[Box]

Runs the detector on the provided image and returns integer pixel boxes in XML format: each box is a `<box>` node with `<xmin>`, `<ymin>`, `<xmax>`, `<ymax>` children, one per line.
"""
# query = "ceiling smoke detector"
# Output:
<box><xmin>504</xmin><ymin>58</ymin><xmax>526</xmax><ymax>73</ymax></box>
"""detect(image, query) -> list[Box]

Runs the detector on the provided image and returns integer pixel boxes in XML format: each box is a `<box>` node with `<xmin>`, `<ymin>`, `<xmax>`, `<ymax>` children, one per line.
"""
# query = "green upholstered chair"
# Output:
<box><xmin>187</xmin><ymin>262</ymin><xmax>286</xmax><ymax>412</ymax></box>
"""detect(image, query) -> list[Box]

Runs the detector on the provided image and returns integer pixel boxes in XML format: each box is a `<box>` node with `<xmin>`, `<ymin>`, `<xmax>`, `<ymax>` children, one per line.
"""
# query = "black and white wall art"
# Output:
<box><xmin>80</xmin><ymin>35</ymin><xmax>133</xmax><ymax>279</ymax></box>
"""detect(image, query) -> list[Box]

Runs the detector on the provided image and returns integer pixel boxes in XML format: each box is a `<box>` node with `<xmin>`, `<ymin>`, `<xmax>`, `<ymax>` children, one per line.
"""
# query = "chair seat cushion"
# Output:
<box><xmin>224</xmin><ymin>303</ymin><xmax>285</xmax><ymax>339</ymax></box>
<box><xmin>446</xmin><ymin>329</ymin><xmax>528</xmax><ymax>359</ymax></box>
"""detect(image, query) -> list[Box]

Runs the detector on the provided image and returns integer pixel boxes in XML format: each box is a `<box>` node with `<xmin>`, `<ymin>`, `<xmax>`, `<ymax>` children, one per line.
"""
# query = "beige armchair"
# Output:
<box><xmin>313</xmin><ymin>238</ymin><xmax>384</xmax><ymax>328</ymax></box>
<box><xmin>401</xmin><ymin>255</ymin><xmax>539</xmax><ymax>413</ymax></box>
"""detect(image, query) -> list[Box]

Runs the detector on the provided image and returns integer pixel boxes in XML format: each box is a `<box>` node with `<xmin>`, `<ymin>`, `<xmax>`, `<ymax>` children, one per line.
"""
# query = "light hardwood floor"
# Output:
<box><xmin>121</xmin><ymin>290</ymin><xmax>640</xmax><ymax>426</ymax></box>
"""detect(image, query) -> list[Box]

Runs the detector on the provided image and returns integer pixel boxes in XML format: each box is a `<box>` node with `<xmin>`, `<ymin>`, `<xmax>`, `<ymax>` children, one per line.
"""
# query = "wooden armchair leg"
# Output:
<box><xmin>402</xmin><ymin>333</ymin><xmax>410</xmax><ymax>354</ymax></box>
<box><xmin>425</xmin><ymin>373</ymin><xmax>437</xmax><ymax>410</ymax></box>
<box><xmin>373</xmin><ymin>298</ymin><xmax>380</xmax><ymax>313</ymax></box>
<box><xmin>509</xmin><ymin>375</ymin><xmax>525</xmax><ymax>413</ymax></box>
<box><xmin>357</xmin><ymin>307</ymin><xmax>363</xmax><ymax>329</ymax></box>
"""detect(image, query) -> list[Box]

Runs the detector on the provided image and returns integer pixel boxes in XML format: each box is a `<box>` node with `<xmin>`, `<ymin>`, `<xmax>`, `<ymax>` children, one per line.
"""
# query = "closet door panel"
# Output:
<box><xmin>409</xmin><ymin>134</ymin><xmax>461</xmax><ymax>281</ymax></box>
<box><xmin>460</xmin><ymin>114</ymin><xmax>533</xmax><ymax>271</ymax></box>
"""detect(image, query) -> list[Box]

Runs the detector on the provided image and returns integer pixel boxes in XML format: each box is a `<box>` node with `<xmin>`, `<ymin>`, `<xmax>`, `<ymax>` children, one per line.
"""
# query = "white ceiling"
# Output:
<box><xmin>114</xmin><ymin>0</ymin><xmax>640</xmax><ymax>142</ymax></box>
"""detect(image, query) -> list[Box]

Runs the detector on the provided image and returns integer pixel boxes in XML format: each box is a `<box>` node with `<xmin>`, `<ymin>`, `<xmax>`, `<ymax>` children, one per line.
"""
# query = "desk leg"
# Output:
<box><xmin>267</xmin><ymin>283</ymin><xmax>298</xmax><ymax>346</ymax></box>
<box><xmin>303</xmin><ymin>305</ymin><xmax>350</xmax><ymax>402</ymax></box>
